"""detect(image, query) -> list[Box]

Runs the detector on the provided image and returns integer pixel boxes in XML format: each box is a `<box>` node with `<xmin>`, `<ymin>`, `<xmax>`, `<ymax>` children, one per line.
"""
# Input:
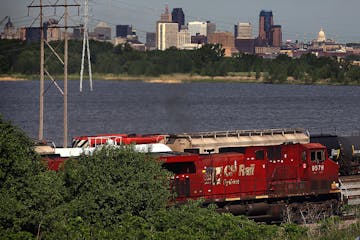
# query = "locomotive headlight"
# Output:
<box><xmin>331</xmin><ymin>181</ymin><xmax>339</xmax><ymax>190</ymax></box>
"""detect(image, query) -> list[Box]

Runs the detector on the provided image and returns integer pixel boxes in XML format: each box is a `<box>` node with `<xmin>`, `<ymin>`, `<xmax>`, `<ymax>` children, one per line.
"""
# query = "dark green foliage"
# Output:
<box><xmin>2</xmin><ymin>39</ymin><xmax>360</xmax><ymax>84</ymax></box>
<box><xmin>0</xmin><ymin>117</ymin><xmax>66</xmax><ymax>238</ymax></box>
<box><xmin>0</xmin><ymin>116</ymin><xmax>42</xmax><ymax>187</ymax></box>
<box><xmin>62</xmin><ymin>147</ymin><xmax>171</xmax><ymax>224</ymax></box>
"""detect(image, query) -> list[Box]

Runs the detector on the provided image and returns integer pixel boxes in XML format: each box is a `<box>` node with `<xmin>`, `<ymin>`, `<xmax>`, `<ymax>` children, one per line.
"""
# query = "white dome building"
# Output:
<box><xmin>317</xmin><ymin>27</ymin><xmax>326</xmax><ymax>42</ymax></box>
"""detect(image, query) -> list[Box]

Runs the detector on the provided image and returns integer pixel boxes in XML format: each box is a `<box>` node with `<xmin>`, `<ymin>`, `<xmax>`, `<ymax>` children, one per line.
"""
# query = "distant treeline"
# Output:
<box><xmin>1</xmin><ymin>39</ymin><xmax>360</xmax><ymax>84</ymax></box>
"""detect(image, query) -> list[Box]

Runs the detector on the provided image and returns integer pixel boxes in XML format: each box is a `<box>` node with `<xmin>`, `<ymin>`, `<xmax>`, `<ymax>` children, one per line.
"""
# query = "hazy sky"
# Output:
<box><xmin>1</xmin><ymin>0</ymin><xmax>359</xmax><ymax>43</ymax></box>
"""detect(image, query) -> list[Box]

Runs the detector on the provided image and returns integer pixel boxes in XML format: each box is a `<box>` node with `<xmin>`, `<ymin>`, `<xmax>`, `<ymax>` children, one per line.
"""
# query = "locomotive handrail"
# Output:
<box><xmin>170</xmin><ymin>128</ymin><xmax>308</xmax><ymax>139</ymax></box>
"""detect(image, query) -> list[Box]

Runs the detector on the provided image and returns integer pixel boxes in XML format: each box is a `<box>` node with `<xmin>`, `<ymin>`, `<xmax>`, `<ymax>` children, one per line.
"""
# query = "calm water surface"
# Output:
<box><xmin>1</xmin><ymin>80</ymin><xmax>360</xmax><ymax>146</ymax></box>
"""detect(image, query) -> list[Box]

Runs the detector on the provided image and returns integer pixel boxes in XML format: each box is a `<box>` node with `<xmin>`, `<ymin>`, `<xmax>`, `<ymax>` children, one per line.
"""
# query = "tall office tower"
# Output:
<box><xmin>146</xmin><ymin>32</ymin><xmax>156</xmax><ymax>50</ymax></box>
<box><xmin>156</xmin><ymin>22</ymin><xmax>178</xmax><ymax>50</ymax></box>
<box><xmin>177</xmin><ymin>29</ymin><xmax>191</xmax><ymax>49</ymax></box>
<box><xmin>116</xmin><ymin>25</ymin><xmax>133</xmax><ymax>38</ymax></box>
<box><xmin>188</xmin><ymin>21</ymin><xmax>207</xmax><ymax>36</ymax></box>
<box><xmin>235</xmin><ymin>22</ymin><xmax>252</xmax><ymax>39</ymax></box>
<box><xmin>160</xmin><ymin>4</ymin><xmax>172</xmax><ymax>22</ymax></box>
<box><xmin>271</xmin><ymin>25</ymin><xmax>282</xmax><ymax>47</ymax></box>
<box><xmin>259</xmin><ymin>10</ymin><xmax>273</xmax><ymax>45</ymax></box>
<box><xmin>157</xmin><ymin>4</ymin><xmax>178</xmax><ymax>50</ymax></box>
<box><xmin>206</xmin><ymin>21</ymin><xmax>216</xmax><ymax>35</ymax></box>
<box><xmin>172</xmin><ymin>8</ymin><xmax>185</xmax><ymax>30</ymax></box>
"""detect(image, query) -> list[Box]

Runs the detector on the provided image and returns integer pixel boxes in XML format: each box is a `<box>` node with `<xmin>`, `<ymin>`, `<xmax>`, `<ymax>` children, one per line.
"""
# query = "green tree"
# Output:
<box><xmin>61</xmin><ymin>147</ymin><xmax>171</xmax><ymax>228</ymax></box>
<box><xmin>0</xmin><ymin>117</ymin><xmax>66</xmax><ymax>239</ymax></box>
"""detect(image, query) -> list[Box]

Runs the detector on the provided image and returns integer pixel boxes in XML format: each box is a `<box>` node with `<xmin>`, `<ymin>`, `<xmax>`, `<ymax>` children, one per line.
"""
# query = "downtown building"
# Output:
<box><xmin>171</xmin><ymin>8</ymin><xmax>185</xmax><ymax>31</ymax></box>
<box><xmin>208</xmin><ymin>32</ymin><xmax>237</xmax><ymax>56</ymax></box>
<box><xmin>93</xmin><ymin>22</ymin><xmax>111</xmax><ymax>41</ymax></box>
<box><xmin>156</xmin><ymin>5</ymin><xmax>178</xmax><ymax>50</ymax></box>
<box><xmin>188</xmin><ymin>21</ymin><xmax>216</xmax><ymax>44</ymax></box>
<box><xmin>156</xmin><ymin>22</ymin><xmax>178</xmax><ymax>50</ymax></box>
<box><xmin>146</xmin><ymin>32</ymin><xmax>156</xmax><ymax>50</ymax></box>
<box><xmin>234</xmin><ymin>22</ymin><xmax>255</xmax><ymax>54</ymax></box>
<box><xmin>257</xmin><ymin>10</ymin><xmax>282</xmax><ymax>47</ymax></box>
<box><xmin>188</xmin><ymin>21</ymin><xmax>207</xmax><ymax>37</ymax></box>
<box><xmin>256</xmin><ymin>10</ymin><xmax>282</xmax><ymax>56</ymax></box>
<box><xmin>116</xmin><ymin>25</ymin><xmax>133</xmax><ymax>38</ymax></box>
<box><xmin>234</xmin><ymin>22</ymin><xmax>252</xmax><ymax>39</ymax></box>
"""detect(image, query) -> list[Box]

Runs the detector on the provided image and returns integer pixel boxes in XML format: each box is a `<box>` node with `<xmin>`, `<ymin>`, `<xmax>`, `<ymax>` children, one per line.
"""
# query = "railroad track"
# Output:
<box><xmin>340</xmin><ymin>175</ymin><xmax>360</xmax><ymax>205</ymax></box>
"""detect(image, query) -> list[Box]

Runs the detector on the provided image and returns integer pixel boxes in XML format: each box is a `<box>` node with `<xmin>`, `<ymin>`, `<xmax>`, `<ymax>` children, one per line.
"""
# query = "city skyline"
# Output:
<box><xmin>1</xmin><ymin>0</ymin><xmax>359</xmax><ymax>43</ymax></box>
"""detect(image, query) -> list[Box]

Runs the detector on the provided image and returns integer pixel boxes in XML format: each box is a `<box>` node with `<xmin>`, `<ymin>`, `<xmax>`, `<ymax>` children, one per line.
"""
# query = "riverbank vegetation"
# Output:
<box><xmin>1</xmin><ymin>39</ymin><xmax>360</xmax><ymax>84</ymax></box>
<box><xmin>1</xmin><ymin>116</ymin><xmax>360</xmax><ymax>239</ymax></box>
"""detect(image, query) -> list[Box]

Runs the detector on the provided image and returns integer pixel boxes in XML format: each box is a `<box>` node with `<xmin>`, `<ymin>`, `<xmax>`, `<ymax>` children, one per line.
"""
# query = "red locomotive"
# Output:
<box><xmin>161</xmin><ymin>142</ymin><xmax>340</xmax><ymax>222</ymax></box>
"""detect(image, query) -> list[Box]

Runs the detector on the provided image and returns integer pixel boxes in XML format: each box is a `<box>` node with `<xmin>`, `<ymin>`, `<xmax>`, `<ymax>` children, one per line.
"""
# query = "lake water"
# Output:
<box><xmin>1</xmin><ymin>80</ymin><xmax>360</xmax><ymax>146</ymax></box>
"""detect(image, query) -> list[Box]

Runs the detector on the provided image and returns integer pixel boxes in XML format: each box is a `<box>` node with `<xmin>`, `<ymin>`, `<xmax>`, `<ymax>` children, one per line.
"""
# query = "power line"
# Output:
<box><xmin>80</xmin><ymin>0</ymin><xmax>93</xmax><ymax>92</ymax></box>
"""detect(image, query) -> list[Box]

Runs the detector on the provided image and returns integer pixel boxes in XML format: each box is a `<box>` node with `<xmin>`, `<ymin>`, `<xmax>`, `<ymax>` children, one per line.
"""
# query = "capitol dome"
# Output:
<box><xmin>317</xmin><ymin>27</ymin><xmax>326</xmax><ymax>42</ymax></box>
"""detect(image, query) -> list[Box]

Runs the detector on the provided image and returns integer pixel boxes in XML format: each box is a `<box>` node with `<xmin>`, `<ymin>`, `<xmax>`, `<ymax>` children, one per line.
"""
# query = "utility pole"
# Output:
<box><xmin>28</xmin><ymin>0</ymin><xmax>80</xmax><ymax>147</ymax></box>
<box><xmin>63</xmin><ymin>0</ymin><xmax>68</xmax><ymax>147</ymax></box>
<box><xmin>39</xmin><ymin>0</ymin><xmax>44</xmax><ymax>141</ymax></box>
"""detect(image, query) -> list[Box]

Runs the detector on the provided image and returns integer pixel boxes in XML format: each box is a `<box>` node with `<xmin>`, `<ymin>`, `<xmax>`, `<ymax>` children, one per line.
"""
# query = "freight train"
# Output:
<box><xmin>118</xmin><ymin>128</ymin><xmax>358</xmax><ymax>177</ymax></box>
<box><xmin>38</xmin><ymin>128</ymin><xmax>342</xmax><ymax>223</ymax></box>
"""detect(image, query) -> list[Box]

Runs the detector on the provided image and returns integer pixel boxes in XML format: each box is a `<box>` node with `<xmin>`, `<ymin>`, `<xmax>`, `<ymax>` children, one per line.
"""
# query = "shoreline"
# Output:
<box><xmin>0</xmin><ymin>73</ymin><xmax>354</xmax><ymax>86</ymax></box>
<box><xmin>0</xmin><ymin>73</ymin><xmax>264</xmax><ymax>84</ymax></box>
<box><xmin>0</xmin><ymin>76</ymin><xmax>28</xmax><ymax>81</ymax></box>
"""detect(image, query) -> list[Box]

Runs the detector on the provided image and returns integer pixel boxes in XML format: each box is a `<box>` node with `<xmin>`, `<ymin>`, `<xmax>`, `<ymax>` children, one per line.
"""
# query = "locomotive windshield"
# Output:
<box><xmin>310</xmin><ymin>150</ymin><xmax>325</xmax><ymax>163</ymax></box>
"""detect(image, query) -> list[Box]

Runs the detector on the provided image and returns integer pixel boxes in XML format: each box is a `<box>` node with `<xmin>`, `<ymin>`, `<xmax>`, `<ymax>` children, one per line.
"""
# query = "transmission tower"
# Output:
<box><xmin>28</xmin><ymin>0</ymin><xmax>80</xmax><ymax>147</ymax></box>
<box><xmin>80</xmin><ymin>0</ymin><xmax>93</xmax><ymax>92</ymax></box>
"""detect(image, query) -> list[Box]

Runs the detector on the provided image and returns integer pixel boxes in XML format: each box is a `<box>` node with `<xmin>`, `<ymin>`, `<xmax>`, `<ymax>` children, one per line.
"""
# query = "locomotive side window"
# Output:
<box><xmin>268</xmin><ymin>146</ymin><xmax>281</xmax><ymax>160</ymax></box>
<box><xmin>318</xmin><ymin>150</ymin><xmax>325</xmax><ymax>162</ymax></box>
<box><xmin>255</xmin><ymin>150</ymin><xmax>264</xmax><ymax>160</ymax></box>
<box><xmin>311</xmin><ymin>151</ymin><xmax>316</xmax><ymax>162</ymax></box>
<box><xmin>163</xmin><ymin>162</ymin><xmax>196</xmax><ymax>174</ymax></box>
<box><xmin>310</xmin><ymin>150</ymin><xmax>325</xmax><ymax>163</ymax></box>
<box><xmin>302</xmin><ymin>151</ymin><xmax>307</xmax><ymax>161</ymax></box>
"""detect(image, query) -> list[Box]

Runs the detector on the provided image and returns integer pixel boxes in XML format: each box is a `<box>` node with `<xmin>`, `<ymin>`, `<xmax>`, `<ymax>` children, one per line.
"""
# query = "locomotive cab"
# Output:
<box><xmin>301</xmin><ymin>143</ymin><xmax>340</xmax><ymax>194</ymax></box>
